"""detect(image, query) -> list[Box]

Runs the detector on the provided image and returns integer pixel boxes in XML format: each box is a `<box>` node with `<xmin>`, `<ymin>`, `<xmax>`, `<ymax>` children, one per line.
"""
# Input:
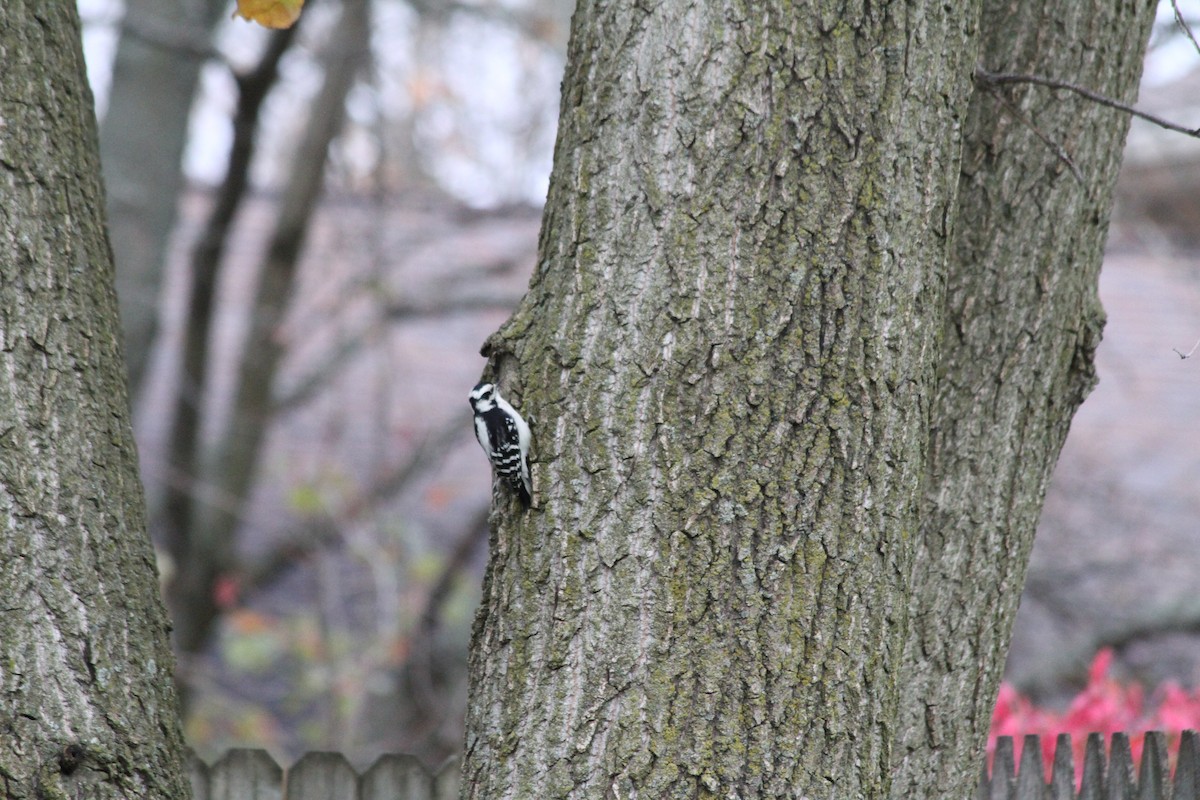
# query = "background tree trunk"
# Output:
<box><xmin>101</xmin><ymin>0</ymin><xmax>227</xmax><ymax>393</ymax></box>
<box><xmin>0</xmin><ymin>2</ymin><xmax>191</xmax><ymax>798</ymax></box>
<box><xmin>462</xmin><ymin>1</ymin><xmax>979</xmax><ymax>797</ymax></box>
<box><xmin>891</xmin><ymin>1</ymin><xmax>1155</xmax><ymax>797</ymax></box>
<box><xmin>160</xmin><ymin>24</ymin><xmax>299</xmax><ymax>706</ymax></box>
<box><xmin>168</xmin><ymin>0</ymin><xmax>371</xmax><ymax>676</ymax></box>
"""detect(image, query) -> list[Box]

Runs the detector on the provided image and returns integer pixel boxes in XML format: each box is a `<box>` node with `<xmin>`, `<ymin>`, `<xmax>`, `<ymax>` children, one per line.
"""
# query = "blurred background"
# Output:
<box><xmin>75</xmin><ymin>0</ymin><xmax>1200</xmax><ymax>769</ymax></box>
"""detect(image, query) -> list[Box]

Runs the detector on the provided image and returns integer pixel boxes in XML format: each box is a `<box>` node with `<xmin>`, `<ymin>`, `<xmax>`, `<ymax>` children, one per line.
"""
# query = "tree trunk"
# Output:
<box><xmin>161</xmin><ymin>24</ymin><xmax>298</xmax><ymax>706</ymax></box>
<box><xmin>462</xmin><ymin>1</ymin><xmax>978</xmax><ymax>797</ymax></box>
<box><xmin>170</xmin><ymin>0</ymin><xmax>371</xmax><ymax>667</ymax></box>
<box><xmin>891</xmin><ymin>1</ymin><xmax>1155</xmax><ymax>797</ymax></box>
<box><xmin>101</xmin><ymin>0</ymin><xmax>227</xmax><ymax>393</ymax></box>
<box><xmin>461</xmin><ymin>0</ymin><xmax>1156</xmax><ymax>797</ymax></box>
<box><xmin>0</xmin><ymin>3</ymin><xmax>191</xmax><ymax>799</ymax></box>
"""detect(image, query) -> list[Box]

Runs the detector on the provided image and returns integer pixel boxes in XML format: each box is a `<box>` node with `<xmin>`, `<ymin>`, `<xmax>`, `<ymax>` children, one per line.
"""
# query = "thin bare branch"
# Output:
<box><xmin>384</xmin><ymin>289</ymin><xmax>528</xmax><ymax>320</ymax></box>
<box><xmin>1173</xmin><ymin>338</ymin><xmax>1200</xmax><ymax>359</ymax></box>
<box><xmin>120</xmin><ymin>14</ymin><xmax>223</xmax><ymax>62</ymax></box>
<box><xmin>975</xmin><ymin>65</ymin><xmax>1200</xmax><ymax>139</ymax></box>
<box><xmin>1172</xmin><ymin>0</ymin><xmax>1200</xmax><ymax>58</ymax></box>
<box><xmin>243</xmin><ymin>416</ymin><xmax>470</xmax><ymax>594</ymax></box>
<box><xmin>274</xmin><ymin>287</ymin><xmax>525</xmax><ymax>412</ymax></box>
<box><xmin>987</xmin><ymin>90</ymin><xmax>1084</xmax><ymax>182</ymax></box>
<box><xmin>197</xmin><ymin>0</ymin><xmax>372</xmax><ymax>561</ymax></box>
<box><xmin>166</xmin><ymin>2</ymin><xmax>369</xmax><ymax>671</ymax></box>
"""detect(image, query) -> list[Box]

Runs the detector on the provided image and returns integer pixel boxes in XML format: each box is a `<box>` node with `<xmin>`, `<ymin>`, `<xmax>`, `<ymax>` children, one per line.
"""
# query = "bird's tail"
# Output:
<box><xmin>514</xmin><ymin>477</ymin><xmax>532</xmax><ymax>507</ymax></box>
<box><xmin>509</xmin><ymin>470</ymin><xmax>532</xmax><ymax>507</ymax></box>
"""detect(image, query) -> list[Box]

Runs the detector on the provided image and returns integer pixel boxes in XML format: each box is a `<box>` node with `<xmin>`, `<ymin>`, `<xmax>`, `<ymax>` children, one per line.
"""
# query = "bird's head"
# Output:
<box><xmin>469</xmin><ymin>382</ymin><xmax>497</xmax><ymax>412</ymax></box>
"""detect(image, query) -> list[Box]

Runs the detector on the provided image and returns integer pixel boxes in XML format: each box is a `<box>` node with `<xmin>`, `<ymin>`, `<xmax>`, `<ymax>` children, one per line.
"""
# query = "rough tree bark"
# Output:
<box><xmin>0</xmin><ymin>2</ymin><xmax>191</xmax><ymax>799</ymax></box>
<box><xmin>892</xmin><ymin>1</ymin><xmax>1155</xmax><ymax>797</ymax></box>
<box><xmin>101</xmin><ymin>0</ymin><xmax>228</xmax><ymax>392</ymax></box>
<box><xmin>461</xmin><ymin>0</ymin><xmax>1154</xmax><ymax>798</ymax></box>
<box><xmin>464</xmin><ymin>0</ymin><xmax>974</xmax><ymax>797</ymax></box>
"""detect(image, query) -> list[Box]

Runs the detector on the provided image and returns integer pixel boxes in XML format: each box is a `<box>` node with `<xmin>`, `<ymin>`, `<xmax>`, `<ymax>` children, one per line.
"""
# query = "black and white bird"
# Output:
<box><xmin>468</xmin><ymin>382</ymin><xmax>532</xmax><ymax>507</ymax></box>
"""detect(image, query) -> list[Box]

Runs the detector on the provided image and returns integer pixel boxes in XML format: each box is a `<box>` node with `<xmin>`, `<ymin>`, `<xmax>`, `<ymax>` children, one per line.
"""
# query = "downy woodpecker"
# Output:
<box><xmin>468</xmin><ymin>382</ymin><xmax>532</xmax><ymax>507</ymax></box>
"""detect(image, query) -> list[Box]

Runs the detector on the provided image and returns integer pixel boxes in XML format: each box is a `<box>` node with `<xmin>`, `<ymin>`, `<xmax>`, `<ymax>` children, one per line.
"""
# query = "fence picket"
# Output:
<box><xmin>1174</xmin><ymin>730</ymin><xmax>1200</xmax><ymax>800</ymax></box>
<box><xmin>993</xmin><ymin>736</ymin><xmax>1018</xmax><ymax>800</ymax></box>
<box><xmin>1050</xmin><ymin>734</ymin><xmax>1076</xmax><ymax>800</ymax></box>
<box><xmin>1140</xmin><ymin>733</ymin><xmax>1170</xmax><ymax>800</ymax></box>
<box><xmin>1107</xmin><ymin>734</ymin><xmax>1136</xmax><ymax>800</ymax></box>
<box><xmin>286</xmin><ymin>752</ymin><xmax>359</xmax><ymax>800</ymax></box>
<box><xmin>360</xmin><ymin>753</ymin><xmax>438</xmax><ymax>800</ymax></box>
<box><xmin>1080</xmin><ymin>733</ymin><xmax>1106</xmax><ymax>800</ymax></box>
<box><xmin>210</xmin><ymin>749</ymin><xmax>283</xmax><ymax>800</ymax></box>
<box><xmin>1016</xmin><ymin>734</ymin><xmax>1047</xmax><ymax>800</ymax></box>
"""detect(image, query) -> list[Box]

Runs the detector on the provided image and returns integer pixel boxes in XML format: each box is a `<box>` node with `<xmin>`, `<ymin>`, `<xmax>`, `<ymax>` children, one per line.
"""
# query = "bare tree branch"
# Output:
<box><xmin>1171</xmin><ymin>0</ymin><xmax>1200</xmax><ymax>59</ymax></box>
<box><xmin>241</xmin><ymin>416</ymin><xmax>470</xmax><ymax>595</ymax></box>
<box><xmin>975</xmin><ymin>65</ymin><xmax>1200</xmax><ymax>139</ymax></box>
<box><xmin>166</xmin><ymin>0</ymin><xmax>372</xmax><ymax>680</ymax></box>
<box><xmin>274</xmin><ymin>286</ymin><xmax>525</xmax><ymax>412</ymax></box>
<box><xmin>1173</xmin><ymin>338</ymin><xmax>1200</xmax><ymax>359</ymax></box>
<box><xmin>986</xmin><ymin>90</ymin><xmax>1083</xmax><ymax>182</ymax></box>
<box><xmin>160</xmin><ymin>26</ymin><xmax>300</xmax><ymax>700</ymax></box>
<box><xmin>195</xmin><ymin>0</ymin><xmax>371</xmax><ymax>571</ymax></box>
<box><xmin>166</xmin><ymin>25</ymin><xmax>297</xmax><ymax>481</ymax></box>
<box><xmin>120</xmin><ymin>14</ymin><xmax>224</xmax><ymax>62</ymax></box>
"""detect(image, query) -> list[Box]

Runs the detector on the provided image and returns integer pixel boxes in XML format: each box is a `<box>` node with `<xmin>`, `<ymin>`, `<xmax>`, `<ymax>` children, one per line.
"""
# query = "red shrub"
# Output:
<box><xmin>988</xmin><ymin>649</ymin><xmax>1200</xmax><ymax>782</ymax></box>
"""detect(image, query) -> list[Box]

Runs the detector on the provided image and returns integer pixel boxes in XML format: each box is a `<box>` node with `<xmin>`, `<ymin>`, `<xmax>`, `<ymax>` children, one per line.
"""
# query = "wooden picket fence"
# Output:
<box><xmin>189</xmin><ymin>730</ymin><xmax>1200</xmax><ymax>799</ymax></box>
<box><xmin>981</xmin><ymin>731</ymin><xmax>1200</xmax><ymax>800</ymax></box>
<box><xmin>187</xmin><ymin>749</ymin><xmax>460</xmax><ymax>800</ymax></box>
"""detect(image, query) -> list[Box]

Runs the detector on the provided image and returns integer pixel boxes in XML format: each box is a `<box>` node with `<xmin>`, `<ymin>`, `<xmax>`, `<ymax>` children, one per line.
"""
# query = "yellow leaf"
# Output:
<box><xmin>232</xmin><ymin>0</ymin><xmax>304</xmax><ymax>29</ymax></box>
